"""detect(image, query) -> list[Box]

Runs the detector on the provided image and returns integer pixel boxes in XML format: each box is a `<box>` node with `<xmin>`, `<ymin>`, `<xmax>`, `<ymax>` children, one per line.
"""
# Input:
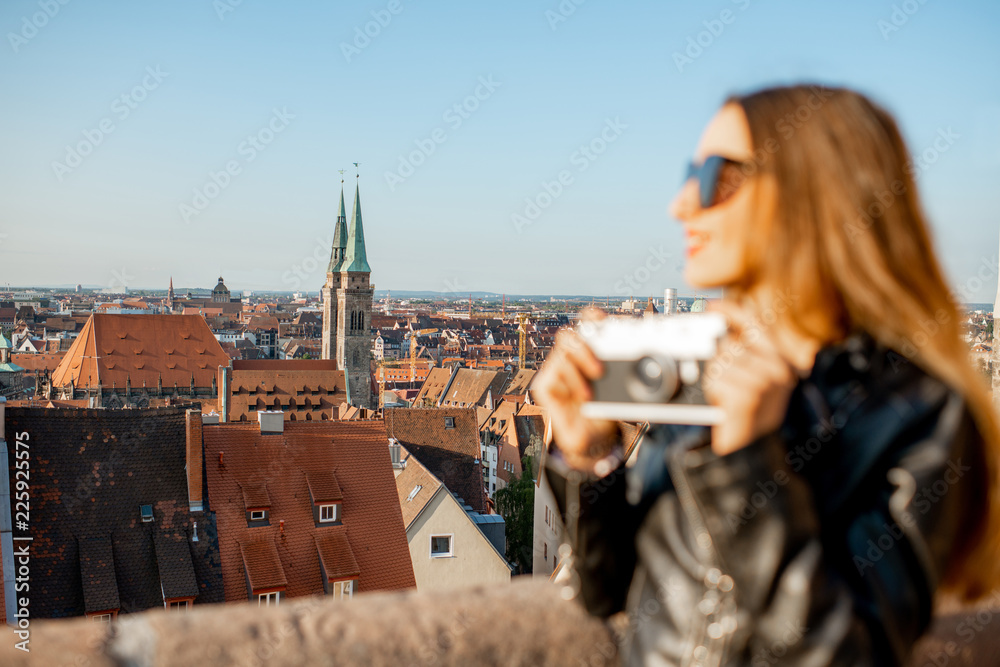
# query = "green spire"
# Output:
<box><xmin>327</xmin><ymin>184</ymin><xmax>349</xmax><ymax>274</ymax></box>
<box><xmin>341</xmin><ymin>183</ymin><xmax>371</xmax><ymax>274</ymax></box>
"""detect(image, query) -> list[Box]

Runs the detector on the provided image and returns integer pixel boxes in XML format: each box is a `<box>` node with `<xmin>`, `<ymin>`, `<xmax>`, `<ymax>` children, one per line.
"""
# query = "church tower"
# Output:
<box><xmin>321</xmin><ymin>183</ymin><xmax>348</xmax><ymax>360</ymax></box>
<box><xmin>322</xmin><ymin>175</ymin><xmax>373</xmax><ymax>408</ymax></box>
<box><xmin>167</xmin><ymin>276</ymin><xmax>175</xmax><ymax>312</ymax></box>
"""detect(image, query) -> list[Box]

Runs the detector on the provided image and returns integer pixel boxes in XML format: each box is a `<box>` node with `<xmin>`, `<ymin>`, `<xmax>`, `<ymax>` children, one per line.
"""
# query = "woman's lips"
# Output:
<box><xmin>685</xmin><ymin>231</ymin><xmax>709</xmax><ymax>257</ymax></box>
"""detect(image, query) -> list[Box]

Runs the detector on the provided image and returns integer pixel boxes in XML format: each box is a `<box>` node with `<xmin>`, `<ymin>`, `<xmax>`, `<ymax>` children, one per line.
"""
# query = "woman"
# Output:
<box><xmin>534</xmin><ymin>85</ymin><xmax>999</xmax><ymax>666</ymax></box>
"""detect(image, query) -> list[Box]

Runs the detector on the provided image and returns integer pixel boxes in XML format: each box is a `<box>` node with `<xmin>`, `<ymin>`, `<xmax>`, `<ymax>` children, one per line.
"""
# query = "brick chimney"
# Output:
<box><xmin>185</xmin><ymin>409</ymin><xmax>204</xmax><ymax>512</ymax></box>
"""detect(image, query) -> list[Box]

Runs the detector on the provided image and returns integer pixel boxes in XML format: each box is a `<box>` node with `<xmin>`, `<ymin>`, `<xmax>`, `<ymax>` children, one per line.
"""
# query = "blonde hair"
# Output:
<box><xmin>729</xmin><ymin>84</ymin><xmax>998</xmax><ymax>600</ymax></box>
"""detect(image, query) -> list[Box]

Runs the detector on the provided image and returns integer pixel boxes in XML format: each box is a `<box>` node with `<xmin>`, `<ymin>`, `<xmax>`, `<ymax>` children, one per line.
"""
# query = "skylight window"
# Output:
<box><xmin>406</xmin><ymin>485</ymin><xmax>423</xmax><ymax>503</ymax></box>
<box><xmin>140</xmin><ymin>505</ymin><xmax>153</xmax><ymax>523</ymax></box>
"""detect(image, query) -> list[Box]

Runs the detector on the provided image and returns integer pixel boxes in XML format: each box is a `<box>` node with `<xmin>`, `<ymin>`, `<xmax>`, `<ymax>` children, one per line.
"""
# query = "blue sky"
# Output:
<box><xmin>1</xmin><ymin>0</ymin><xmax>998</xmax><ymax>300</ymax></box>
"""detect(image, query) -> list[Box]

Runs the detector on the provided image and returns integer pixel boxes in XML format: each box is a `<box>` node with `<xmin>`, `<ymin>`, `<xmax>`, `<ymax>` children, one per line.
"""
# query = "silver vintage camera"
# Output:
<box><xmin>576</xmin><ymin>312</ymin><xmax>727</xmax><ymax>425</ymax></box>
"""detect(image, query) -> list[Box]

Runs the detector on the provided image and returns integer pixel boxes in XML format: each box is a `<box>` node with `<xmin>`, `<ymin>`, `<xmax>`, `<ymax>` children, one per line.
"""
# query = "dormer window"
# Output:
<box><xmin>243</xmin><ymin>480</ymin><xmax>271</xmax><ymax>526</ymax></box>
<box><xmin>307</xmin><ymin>471</ymin><xmax>343</xmax><ymax>526</ymax></box>
<box><xmin>319</xmin><ymin>504</ymin><xmax>339</xmax><ymax>523</ymax></box>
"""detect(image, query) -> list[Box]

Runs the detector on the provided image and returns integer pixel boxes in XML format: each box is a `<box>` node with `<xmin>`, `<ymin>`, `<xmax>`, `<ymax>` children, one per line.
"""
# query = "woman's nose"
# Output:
<box><xmin>669</xmin><ymin>179</ymin><xmax>699</xmax><ymax>221</ymax></box>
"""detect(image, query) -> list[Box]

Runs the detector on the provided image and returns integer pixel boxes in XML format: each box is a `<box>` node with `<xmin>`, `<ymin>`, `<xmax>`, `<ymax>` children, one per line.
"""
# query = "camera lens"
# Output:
<box><xmin>626</xmin><ymin>356</ymin><xmax>679</xmax><ymax>403</ymax></box>
<box><xmin>635</xmin><ymin>357</ymin><xmax>663</xmax><ymax>391</ymax></box>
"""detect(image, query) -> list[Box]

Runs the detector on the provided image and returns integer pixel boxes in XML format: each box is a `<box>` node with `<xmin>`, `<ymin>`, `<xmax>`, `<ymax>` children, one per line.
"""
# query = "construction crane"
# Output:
<box><xmin>408</xmin><ymin>328</ymin><xmax>438</xmax><ymax>382</ymax></box>
<box><xmin>516</xmin><ymin>314</ymin><xmax>530</xmax><ymax>369</ymax></box>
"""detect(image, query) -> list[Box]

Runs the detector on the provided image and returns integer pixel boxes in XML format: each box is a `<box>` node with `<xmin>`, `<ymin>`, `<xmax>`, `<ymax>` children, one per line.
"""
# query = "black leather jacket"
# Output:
<box><xmin>546</xmin><ymin>331</ymin><xmax>988</xmax><ymax>666</ymax></box>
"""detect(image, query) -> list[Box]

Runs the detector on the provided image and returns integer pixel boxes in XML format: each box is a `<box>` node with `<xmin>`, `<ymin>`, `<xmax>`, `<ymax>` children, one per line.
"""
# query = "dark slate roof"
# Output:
<box><xmin>79</xmin><ymin>536</ymin><xmax>120</xmax><ymax>613</ymax></box>
<box><xmin>384</xmin><ymin>408</ymin><xmax>487</xmax><ymax>513</ymax></box>
<box><xmin>4</xmin><ymin>406</ymin><xmax>224</xmax><ymax>619</ymax></box>
<box><xmin>155</xmin><ymin>533</ymin><xmax>200</xmax><ymax>600</ymax></box>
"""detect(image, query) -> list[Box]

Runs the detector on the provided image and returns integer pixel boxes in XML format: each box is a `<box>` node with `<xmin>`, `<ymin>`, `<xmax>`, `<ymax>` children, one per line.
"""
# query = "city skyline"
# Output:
<box><xmin>2</xmin><ymin>1</ymin><xmax>999</xmax><ymax>298</ymax></box>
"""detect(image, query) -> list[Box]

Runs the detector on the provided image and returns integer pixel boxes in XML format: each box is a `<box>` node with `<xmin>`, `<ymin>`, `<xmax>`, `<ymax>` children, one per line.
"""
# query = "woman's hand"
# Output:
<box><xmin>703</xmin><ymin>300</ymin><xmax>800</xmax><ymax>456</ymax></box>
<box><xmin>533</xmin><ymin>308</ymin><xmax>619</xmax><ymax>471</ymax></box>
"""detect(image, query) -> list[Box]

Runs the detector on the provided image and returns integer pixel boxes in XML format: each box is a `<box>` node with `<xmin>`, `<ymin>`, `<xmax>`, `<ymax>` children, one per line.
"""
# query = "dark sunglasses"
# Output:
<box><xmin>684</xmin><ymin>155</ymin><xmax>751</xmax><ymax>209</ymax></box>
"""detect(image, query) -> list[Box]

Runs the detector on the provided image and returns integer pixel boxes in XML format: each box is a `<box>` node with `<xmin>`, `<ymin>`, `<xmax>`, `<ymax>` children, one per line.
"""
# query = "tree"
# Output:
<box><xmin>494</xmin><ymin>455</ymin><xmax>535</xmax><ymax>574</ymax></box>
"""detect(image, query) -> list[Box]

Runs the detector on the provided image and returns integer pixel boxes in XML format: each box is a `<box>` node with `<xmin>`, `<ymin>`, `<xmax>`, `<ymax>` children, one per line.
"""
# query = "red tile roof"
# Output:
<box><xmin>11</xmin><ymin>352</ymin><xmax>65</xmax><ymax>373</ymax></box>
<box><xmin>240</xmin><ymin>538</ymin><xmax>288</xmax><ymax>592</ymax></box>
<box><xmin>50</xmin><ymin>314</ymin><xmax>229</xmax><ymax>391</ymax></box>
<box><xmin>203</xmin><ymin>421</ymin><xmax>415</xmax><ymax>601</ymax></box>
<box><xmin>394</xmin><ymin>446</ymin><xmax>443</xmax><ymax>529</ymax></box>
<box><xmin>316</xmin><ymin>529</ymin><xmax>361</xmax><ymax>581</ymax></box>
<box><xmin>306</xmin><ymin>470</ymin><xmax>343</xmax><ymax>503</ymax></box>
<box><xmin>225</xmin><ymin>360</ymin><xmax>348</xmax><ymax>422</ymax></box>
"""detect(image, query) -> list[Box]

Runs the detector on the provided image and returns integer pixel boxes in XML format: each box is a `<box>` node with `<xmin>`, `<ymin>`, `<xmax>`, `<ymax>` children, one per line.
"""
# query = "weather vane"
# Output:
<box><xmin>338</xmin><ymin>168</ymin><xmax>344</xmax><ymax>184</ymax></box>
<box><xmin>353</xmin><ymin>162</ymin><xmax>360</xmax><ymax>179</ymax></box>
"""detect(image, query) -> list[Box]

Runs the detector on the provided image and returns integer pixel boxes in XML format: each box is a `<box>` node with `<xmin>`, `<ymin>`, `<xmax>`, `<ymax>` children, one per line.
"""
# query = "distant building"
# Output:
<box><xmin>0</xmin><ymin>334</ymin><xmax>25</xmax><ymax>398</ymax></box>
<box><xmin>50</xmin><ymin>314</ymin><xmax>230</xmax><ymax>407</ymax></box>
<box><xmin>217</xmin><ymin>359</ymin><xmax>348</xmax><ymax>422</ymax></box>
<box><xmin>413</xmin><ymin>366</ymin><xmax>509</xmax><ymax>409</ymax></box>
<box><xmin>211</xmin><ymin>277</ymin><xmax>231</xmax><ymax>303</ymax></box>
<box><xmin>321</xmin><ymin>181</ymin><xmax>374</xmax><ymax>408</ymax></box>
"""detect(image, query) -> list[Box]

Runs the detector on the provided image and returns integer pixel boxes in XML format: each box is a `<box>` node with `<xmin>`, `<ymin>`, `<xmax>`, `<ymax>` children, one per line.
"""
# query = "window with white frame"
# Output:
<box><xmin>258</xmin><ymin>592</ymin><xmax>279</xmax><ymax>607</ymax></box>
<box><xmin>250</xmin><ymin>510</ymin><xmax>266</xmax><ymax>521</ymax></box>
<box><xmin>331</xmin><ymin>579</ymin><xmax>354</xmax><ymax>599</ymax></box>
<box><xmin>319</xmin><ymin>504</ymin><xmax>339</xmax><ymax>523</ymax></box>
<box><xmin>167</xmin><ymin>600</ymin><xmax>188</xmax><ymax>611</ymax></box>
<box><xmin>430</xmin><ymin>534</ymin><xmax>453</xmax><ymax>558</ymax></box>
<box><xmin>92</xmin><ymin>613</ymin><xmax>112</xmax><ymax>623</ymax></box>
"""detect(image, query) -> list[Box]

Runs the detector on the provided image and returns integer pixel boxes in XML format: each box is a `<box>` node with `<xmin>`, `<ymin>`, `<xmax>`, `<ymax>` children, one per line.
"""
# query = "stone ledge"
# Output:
<box><xmin>2</xmin><ymin>581</ymin><xmax>997</xmax><ymax>666</ymax></box>
<box><xmin>0</xmin><ymin>580</ymin><xmax>618</xmax><ymax>667</ymax></box>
